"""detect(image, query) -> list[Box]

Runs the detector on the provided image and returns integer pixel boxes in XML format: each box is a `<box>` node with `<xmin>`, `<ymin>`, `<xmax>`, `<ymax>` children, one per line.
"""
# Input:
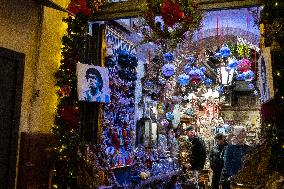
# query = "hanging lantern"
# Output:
<box><xmin>178</xmin><ymin>73</ymin><xmax>190</xmax><ymax>86</ymax></box>
<box><xmin>219</xmin><ymin>44</ymin><xmax>231</xmax><ymax>58</ymax></box>
<box><xmin>162</xmin><ymin>63</ymin><xmax>176</xmax><ymax>77</ymax></box>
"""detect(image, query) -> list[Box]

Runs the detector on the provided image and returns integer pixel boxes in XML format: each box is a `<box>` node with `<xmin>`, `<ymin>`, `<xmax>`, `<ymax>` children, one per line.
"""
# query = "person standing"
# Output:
<box><xmin>209</xmin><ymin>133</ymin><xmax>227</xmax><ymax>189</ymax></box>
<box><xmin>186</xmin><ymin>126</ymin><xmax>207</xmax><ymax>189</ymax></box>
<box><xmin>221</xmin><ymin>127</ymin><xmax>250</xmax><ymax>189</ymax></box>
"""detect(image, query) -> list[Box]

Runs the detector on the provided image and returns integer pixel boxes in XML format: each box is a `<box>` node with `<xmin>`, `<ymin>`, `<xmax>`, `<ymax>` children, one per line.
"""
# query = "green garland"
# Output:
<box><xmin>51</xmin><ymin>13</ymin><xmax>88</xmax><ymax>188</ymax></box>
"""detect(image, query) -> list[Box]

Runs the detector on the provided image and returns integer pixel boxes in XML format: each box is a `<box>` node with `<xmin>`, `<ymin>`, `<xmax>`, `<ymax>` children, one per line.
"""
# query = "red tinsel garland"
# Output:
<box><xmin>67</xmin><ymin>0</ymin><xmax>91</xmax><ymax>16</ymax></box>
<box><xmin>160</xmin><ymin>0</ymin><xmax>185</xmax><ymax>27</ymax></box>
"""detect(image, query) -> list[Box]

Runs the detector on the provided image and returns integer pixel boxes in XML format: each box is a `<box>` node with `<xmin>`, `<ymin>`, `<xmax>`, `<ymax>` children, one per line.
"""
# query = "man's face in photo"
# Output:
<box><xmin>87</xmin><ymin>73</ymin><xmax>99</xmax><ymax>95</ymax></box>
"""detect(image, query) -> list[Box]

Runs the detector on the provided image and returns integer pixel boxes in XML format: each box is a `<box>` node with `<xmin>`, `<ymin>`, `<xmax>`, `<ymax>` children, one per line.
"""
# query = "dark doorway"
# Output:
<box><xmin>0</xmin><ymin>47</ymin><xmax>25</xmax><ymax>189</ymax></box>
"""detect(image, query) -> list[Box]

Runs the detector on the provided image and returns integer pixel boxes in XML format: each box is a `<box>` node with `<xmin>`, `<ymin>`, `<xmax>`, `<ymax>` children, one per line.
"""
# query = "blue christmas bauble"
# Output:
<box><xmin>185</xmin><ymin>55</ymin><xmax>195</xmax><ymax>64</ymax></box>
<box><xmin>228</xmin><ymin>58</ymin><xmax>239</xmax><ymax>69</ymax></box>
<box><xmin>162</xmin><ymin>63</ymin><xmax>176</xmax><ymax>77</ymax></box>
<box><xmin>163</xmin><ymin>52</ymin><xmax>174</xmax><ymax>63</ymax></box>
<box><xmin>204</xmin><ymin>78</ymin><xmax>213</xmax><ymax>86</ymax></box>
<box><xmin>220</xmin><ymin>44</ymin><xmax>231</xmax><ymax>58</ymax></box>
<box><xmin>166</xmin><ymin>112</ymin><xmax>174</xmax><ymax>121</ymax></box>
<box><xmin>178</xmin><ymin>73</ymin><xmax>190</xmax><ymax>86</ymax></box>
<box><xmin>183</xmin><ymin>63</ymin><xmax>192</xmax><ymax>74</ymax></box>
<box><xmin>248</xmin><ymin>83</ymin><xmax>254</xmax><ymax>90</ymax></box>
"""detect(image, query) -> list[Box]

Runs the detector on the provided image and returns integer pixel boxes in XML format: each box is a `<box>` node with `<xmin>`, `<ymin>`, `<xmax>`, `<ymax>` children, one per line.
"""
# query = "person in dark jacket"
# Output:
<box><xmin>221</xmin><ymin>127</ymin><xmax>250</xmax><ymax>189</ymax></box>
<box><xmin>209</xmin><ymin>133</ymin><xmax>227</xmax><ymax>189</ymax></box>
<box><xmin>186</xmin><ymin>126</ymin><xmax>207</xmax><ymax>189</ymax></box>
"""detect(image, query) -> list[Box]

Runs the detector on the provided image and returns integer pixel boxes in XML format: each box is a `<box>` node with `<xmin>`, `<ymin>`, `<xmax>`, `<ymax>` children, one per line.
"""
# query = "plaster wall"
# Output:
<box><xmin>0</xmin><ymin>0</ymin><xmax>68</xmax><ymax>134</ymax></box>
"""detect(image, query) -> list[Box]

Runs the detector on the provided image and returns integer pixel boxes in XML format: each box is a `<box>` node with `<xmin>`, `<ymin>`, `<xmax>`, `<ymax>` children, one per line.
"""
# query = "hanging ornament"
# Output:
<box><xmin>162</xmin><ymin>63</ymin><xmax>176</xmax><ymax>77</ymax></box>
<box><xmin>188</xmin><ymin>68</ymin><xmax>204</xmax><ymax>83</ymax></box>
<box><xmin>217</xmin><ymin>85</ymin><xmax>224</xmax><ymax>94</ymax></box>
<box><xmin>58</xmin><ymin>85</ymin><xmax>71</xmax><ymax>97</ymax></box>
<box><xmin>67</xmin><ymin>0</ymin><xmax>91</xmax><ymax>16</ymax></box>
<box><xmin>172</xmin><ymin>104</ymin><xmax>181</xmax><ymax>129</ymax></box>
<box><xmin>163</xmin><ymin>52</ymin><xmax>175</xmax><ymax>63</ymax></box>
<box><xmin>158</xmin><ymin>76</ymin><xmax>166</xmax><ymax>85</ymax></box>
<box><xmin>59</xmin><ymin>106</ymin><xmax>80</xmax><ymax>130</ymax></box>
<box><xmin>204</xmin><ymin>78</ymin><xmax>213</xmax><ymax>87</ymax></box>
<box><xmin>219</xmin><ymin>44</ymin><xmax>231</xmax><ymax>58</ymax></box>
<box><xmin>185</xmin><ymin>55</ymin><xmax>196</xmax><ymax>64</ymax></box>
<box><xmin>236</xmin><ymin>73</ymin><xmax>245</xmax><ymax>80</ymax></box>
<box><xmin>144</xmin><ymin>80</ymin><xmax>153</xmax><ymax>90</ymax></box>
<box><xmin>166</xmin><ymin>112</ymin><xmax>174</xmax><ymax>121</ymax></box>
<box><xmin>228</xmin><ymin>58</ymin><xmax>239</xmax><ymax>69</ymax></box>
<box><xmin>161</xmin><ymin>119</ymin><xmax>169</xmax><ymax>127</ymax></box>
<box><xmin>243</xmin><ymin>70</ymin><xmax>255</xmax><ymax>81</ymax></box>
<box><xmin>160</xmin><ymin>0</ymin><xmax>185</xmax><ymax>27</ymax></box>
<box><xmin>178</xmin><ymin>73</ymin><xmax>190</xmax><ymax>86</ymax></box>
<box><xmin>237</xmin><ymin>58</ymin><xmax>251</xmax><ymax>72</ymax></box>
<box><xmin>248</xmin><ymin>83</ymin><xmax>254</xmax><ymax>90</ymax></box>
<box><xmin>185</xmin><ymin>108</ymin><xmax>196</xmax><ymax>116</ymax></box>
<box><xmin>214</xmin><ymin>52</ymin><xmax>222</xmax><ymax>58</ymax></box>
<box><xmin>183</xmin><ymin>63</ymin><xmax>192</xmax><ymax>74</ymax></box>
<box><xmin>200</xmin><ymin>66</ymin><xmax>206</xmax><ymax>73</ymax></box>
<box><xmin>253</xmin><ymin>90</ymin><xmax>258</xmax><ymax>96</ymax></box>
<box><xmin>158</xmin><ymin>103</ymin><xmax>165</xmax><ymax>114</ymax></box>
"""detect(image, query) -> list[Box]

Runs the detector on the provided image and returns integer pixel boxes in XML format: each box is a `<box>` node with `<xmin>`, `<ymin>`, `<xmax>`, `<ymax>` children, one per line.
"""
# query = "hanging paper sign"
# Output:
<box><xmin>77</xmin><ymin>62</ymin><xmax>110</xmax><ymax>103</ymax></box>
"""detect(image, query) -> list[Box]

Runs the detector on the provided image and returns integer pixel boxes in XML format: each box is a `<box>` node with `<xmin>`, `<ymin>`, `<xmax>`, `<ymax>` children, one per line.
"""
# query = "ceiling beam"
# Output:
<box><xmin>34</xmin><ymin>0</ymin><xmax>263</xmax><ymax>21</ymax></box>
<box><xmin>33</xmin><ymin>0</ymin><xmax>67</xmax><ymax>12</ymax></box>
<box><xmin>92</xmin><ymin>0</ymin><xmax>263</xmax><ymax>21</ymax></box>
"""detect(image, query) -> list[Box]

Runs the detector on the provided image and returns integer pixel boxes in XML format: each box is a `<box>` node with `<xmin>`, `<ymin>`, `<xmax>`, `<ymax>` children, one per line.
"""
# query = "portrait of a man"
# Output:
<box><xmin>77</xmin><ymin>63</ymin><xmax>110</xmax><ymax>103</ymax></box>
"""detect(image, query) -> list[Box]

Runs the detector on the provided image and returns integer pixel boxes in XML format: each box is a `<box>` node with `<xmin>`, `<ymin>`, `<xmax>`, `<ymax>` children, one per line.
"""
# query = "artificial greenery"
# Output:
<box><xmin>51</xmin><ymin>13</ymin><xmax>88</xmax><ymax>188</ymax></box>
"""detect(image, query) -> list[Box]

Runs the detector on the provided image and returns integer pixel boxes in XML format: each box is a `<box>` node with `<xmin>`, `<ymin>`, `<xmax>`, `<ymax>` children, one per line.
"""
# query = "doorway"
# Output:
<box><xmin>0</xmin><ymin>47</ymin><xmax>25</xmax><ymax>188</ymax></box>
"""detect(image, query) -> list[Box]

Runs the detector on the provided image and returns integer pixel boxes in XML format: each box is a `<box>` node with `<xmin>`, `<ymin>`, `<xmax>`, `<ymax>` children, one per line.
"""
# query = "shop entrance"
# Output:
<box><xmin>0</xmin><ymin>47</ymin><xmax>24</xmax><ymax>189</ymax></box>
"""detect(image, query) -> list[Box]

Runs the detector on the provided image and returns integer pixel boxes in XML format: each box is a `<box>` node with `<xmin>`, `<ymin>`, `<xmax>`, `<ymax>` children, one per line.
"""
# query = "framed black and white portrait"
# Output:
<box><xmin>77</xmin><ymin>62</ymin><xmax>110</xmax><ymax>103</ymax></box>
